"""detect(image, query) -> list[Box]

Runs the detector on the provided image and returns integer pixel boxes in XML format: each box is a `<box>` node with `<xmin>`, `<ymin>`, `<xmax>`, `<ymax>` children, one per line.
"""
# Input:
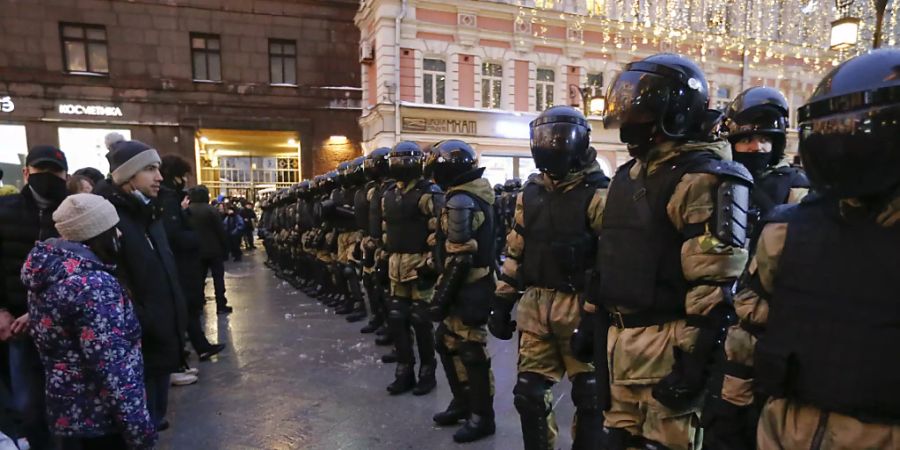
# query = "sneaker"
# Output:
<box><xmin>170</xmin><ymin>372</ymin><xmax>198</xmax><ymax>386</ymax></box>
<box><xmin>183</xmin><ymin>367</ymin><xmax>200</xmax><ymax>376</ymax></box>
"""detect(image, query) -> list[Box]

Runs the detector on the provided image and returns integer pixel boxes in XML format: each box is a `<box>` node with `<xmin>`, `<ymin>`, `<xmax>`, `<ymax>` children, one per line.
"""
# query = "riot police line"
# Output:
<box><xmin>256</xmin><ymin>49</ymin><xmax>900</xmax><ymax>450</ymax></box>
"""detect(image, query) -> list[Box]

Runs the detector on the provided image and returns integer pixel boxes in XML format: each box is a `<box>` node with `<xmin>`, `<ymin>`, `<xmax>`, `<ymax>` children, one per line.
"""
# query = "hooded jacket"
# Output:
<box><xmin>0</xmin><ymin>186</ymin><xmax>62</xmax><ymax>316</ymax></box>
<box><xmin>95</xmin><ymin>182</ymin><xmax>187</xmax><ymax>373</ymax></box>
<box><xmin>21</xmin><ymin>239</ymin><xmax>157</xmax><ymax>449</ymax></box>
<box><xmin>187</xmin><ymin>187</ymin><xmax>229</xmax><ymax>260</ymax></box>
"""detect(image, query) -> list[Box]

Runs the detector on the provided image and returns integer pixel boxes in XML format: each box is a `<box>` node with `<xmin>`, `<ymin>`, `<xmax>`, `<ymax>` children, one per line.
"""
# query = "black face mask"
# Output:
<box><xmin>733</xmin><ymin>152</ymin><xmax>773</xmax><ymax>178</ymax></box>
<box><xmin>27</xmin><ymin>172</ymin><xmax>68</xmax><ymax>204</ymax></box>
<box><xmin>621</xmin><ymin>122</ymin><xmax>658</xmax><ymax>160</ymax></box>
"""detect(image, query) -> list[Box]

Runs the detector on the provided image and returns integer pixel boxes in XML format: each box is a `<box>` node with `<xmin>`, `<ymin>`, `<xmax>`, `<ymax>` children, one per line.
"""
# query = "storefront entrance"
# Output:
<box><xmin>196</xmin><ymin>128</ymin><xmax>301</xmax><ymax>202</ymax></box>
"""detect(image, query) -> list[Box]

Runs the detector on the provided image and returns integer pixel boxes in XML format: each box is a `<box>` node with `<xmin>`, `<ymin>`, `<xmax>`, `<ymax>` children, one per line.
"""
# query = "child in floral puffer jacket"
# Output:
<box><xmin>20</xmin><ymin>194</ymin><xmax>156</xmax><ymax>450</ymax></box>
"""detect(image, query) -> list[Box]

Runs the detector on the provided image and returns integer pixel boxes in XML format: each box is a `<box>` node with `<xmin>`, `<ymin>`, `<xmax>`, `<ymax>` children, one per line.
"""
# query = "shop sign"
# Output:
<box><xmin>0</xmin><ymin>96</ymin><xmax>13</xmax><ymax>113</ymax></box>
<box><xmin>402</xmin><ymin>117</ymin><xmax>477</xmax><ymax>135</ymax></box>
<box><xmin>58</xmin><ymin>103</ymin><xmax>123</xmax><ymax>117</ymax></box>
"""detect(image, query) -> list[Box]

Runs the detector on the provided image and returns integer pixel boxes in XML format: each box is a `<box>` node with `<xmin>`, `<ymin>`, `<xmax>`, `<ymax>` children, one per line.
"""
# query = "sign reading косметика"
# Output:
<box><xmin>57</xmin><ymin>103</ymin><xmax>124</xmax><ymax>117</ymax></box>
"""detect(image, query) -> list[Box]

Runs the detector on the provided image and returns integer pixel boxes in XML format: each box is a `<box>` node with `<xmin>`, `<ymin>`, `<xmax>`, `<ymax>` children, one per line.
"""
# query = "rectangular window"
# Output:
<box><xmin>481</xmin><ymin>62</ymin><xmax>503</xmax><ymax>109</ymax></box>
<box><xmin>191</xmin><ymin>33</ymin><xmax>222</xmax><ymax>82</ymax></box>
<box><xmin>423</xmin><ymin>58</ymin><xmax>446</xmax><ymax>105</ymax></box>
<box><xmin>587</xmin><ymin>73</ymin><xmax>604</xmax><ymax>98</ymax></box>
<box><xmin>712</xmin><ymin>86</ymin><xmax>732</xmax><ymax>111</ymax></box>
<box><xmin>269</xmin><ymin>39</ymin><xmax>296</xmax><ymax>85</ymax></box>
<box><xmin>60</xmin><ymin>23</ymin><xmax>108</xmax><ymax>74</ymax></box>
<box><xmin>536</xmin><ymin>69</ymin><xmax>555</xmax><ymax>111</ymax></box>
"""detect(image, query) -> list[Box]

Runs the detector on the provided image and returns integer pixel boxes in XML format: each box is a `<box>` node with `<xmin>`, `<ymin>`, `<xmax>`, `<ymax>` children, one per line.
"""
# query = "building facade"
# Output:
<box><xmin>355</xmin><ymin>0</ymin><xmax>884</xmax><ymax>184</ymax></box>
<box><xmin>0</xmin><ymin>0</ymin><xmax>362</xmax><ymax>198</ymax></box>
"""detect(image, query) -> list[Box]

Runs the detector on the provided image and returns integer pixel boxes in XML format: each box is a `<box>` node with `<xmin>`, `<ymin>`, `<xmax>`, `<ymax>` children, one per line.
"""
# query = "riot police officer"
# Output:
<box><xmin>701</xmin><ymin>87</ymin><xmax>813</xmax><ymax>449</ymax></box>
<box><xmin>358</xmin><ymin>147</ymin><xmax>393</xmax><ymax>335</ymax></box>
<box><xmin>490</xmin><ymin>105</ymin><xmax>609</xmax><ymax>450</ymax></box>
<box><xmin>750</xmin><ymin>49</ymin><xmax>900</xmax><ymax>449</ymax></box>
<box><xmin>382</xmin><ymin>141</ymin><xmax>441</xmax><ymax>395</ymax></box>
<box><xmin>597</xmin><ymin>53</ymin><xmax>752</xmax><ymax>449</ymax></box>
<box><xmin>425</xmin><ymin>140</ymin><xmax>497</xmax><ymax>443</ymax></box>
<box><xmin>328</xmin><ymin>159</ymin><xmax>367</xmax><ymax>319</ymax></box>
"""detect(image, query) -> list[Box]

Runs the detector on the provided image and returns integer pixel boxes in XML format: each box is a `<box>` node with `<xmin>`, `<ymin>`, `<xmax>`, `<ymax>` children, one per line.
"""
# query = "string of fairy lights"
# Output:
<box><xmin>510</xmin><ymin>0</ymin><xmax>899</xmax><ymax>77</ymax></box>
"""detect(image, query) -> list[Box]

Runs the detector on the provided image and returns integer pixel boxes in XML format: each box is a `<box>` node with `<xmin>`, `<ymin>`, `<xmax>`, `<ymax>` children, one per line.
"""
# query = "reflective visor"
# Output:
<box><xmin>603</xmin><ymin>70</ymin><xmax>669</xmax><ymax>129</ymax></box>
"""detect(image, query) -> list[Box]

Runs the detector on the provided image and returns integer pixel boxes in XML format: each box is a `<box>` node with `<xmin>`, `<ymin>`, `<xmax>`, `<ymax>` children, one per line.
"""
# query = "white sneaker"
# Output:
<box><xmin>183</xmin><ymin>367</ymin><xmax>199</xmax><ymax>376</ymax></box>
<box><xmin>170</xmin><ymin>372</ymin><xmax>198</xmax><ymax>386</ymax></box>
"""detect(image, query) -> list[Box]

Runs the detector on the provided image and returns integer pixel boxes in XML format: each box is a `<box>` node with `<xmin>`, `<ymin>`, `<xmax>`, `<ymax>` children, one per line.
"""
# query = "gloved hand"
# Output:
<box><xmin>488</xmin><ymin>295</ymin><xmax>517</xmax><ymax>340</ymax></box>
<box><xmin>570</xmin><ymin>311</ymin><xmax>595</xmax><ymax>363</ymax></box>
<box><xmin>651</xmin><ymin>347</ymin><xmax>706</xmax><ymax>411</ymax></box>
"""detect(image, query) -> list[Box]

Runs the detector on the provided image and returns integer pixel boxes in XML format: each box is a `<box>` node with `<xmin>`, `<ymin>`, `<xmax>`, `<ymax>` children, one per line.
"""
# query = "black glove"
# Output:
<box><xmin>488</xmin><ymin>295</ymin><xmax>517</xmax><ymax>340</ymax></box>
<box><xmin>570</xmin><ymin>310</ymin><xmax>595</xmax><ymax>363</ymax></box>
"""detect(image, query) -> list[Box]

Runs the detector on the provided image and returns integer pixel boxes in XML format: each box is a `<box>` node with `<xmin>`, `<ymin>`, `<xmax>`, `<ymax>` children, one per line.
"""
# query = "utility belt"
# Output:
<box><xmin>607</xmin><ymin>309</ymin><xmax>717</xmax><ymax>330</ymax></box>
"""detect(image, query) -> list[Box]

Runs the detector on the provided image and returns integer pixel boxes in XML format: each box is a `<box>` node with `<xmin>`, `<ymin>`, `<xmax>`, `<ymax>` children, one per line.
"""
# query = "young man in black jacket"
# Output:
<box><xmin>159</xmin><ymin>155</ymin><xmax>226</xmax><ymax>363</ymax></box>
<box><xmin>0</xmin><ymin>145</ymin><xmax>68</xmax><ymax>450</ymax></box>
<box><xmin>96</xmin><ymin>136</ymin><xmax>187</xmax><ymax>431</ymax></box>
<box><xmin>187</xmin><ymin>186</ymin><xmax>232</xmax><ymax>314</ymax></box>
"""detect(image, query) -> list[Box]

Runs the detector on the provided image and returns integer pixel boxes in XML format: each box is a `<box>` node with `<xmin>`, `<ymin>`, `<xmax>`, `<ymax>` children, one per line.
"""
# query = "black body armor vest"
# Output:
<box><xmin>520</xmin><ymin>172</ymin><xmax>609</xmax><ymax>292</ymax></box>
<box><xmin>447</xmin><ymin>191</ymin><xmax>496</xmax><ymax>269</ymax></box>
<box><xmin>756</xmin><ymin>196</ymin><xmax>900</xmax><ymax>424</ymax></box>
<box><xmin>383</xmin><ymin>179</ymin><xmax>434</xmax><ymax>254</ymax></box>
<box><xmin>355</xmin><ymin>182</ymin><xmax>373</xmax><ymax>234</ymax></box>
<box><xmin>747</xmin><ymin>166</ymin><xmax>810</xmax><ymax>253</ymax></box>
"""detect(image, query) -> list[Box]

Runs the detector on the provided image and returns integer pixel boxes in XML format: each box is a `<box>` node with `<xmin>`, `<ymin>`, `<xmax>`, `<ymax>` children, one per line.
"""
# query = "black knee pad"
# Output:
<box><xmin>341</xmin><ymin>264</ymin><xmax>355</xmax><ymax>279</ymax></box>
<box><xmin>409</xmin><ymin>302</ymin><xmax>431</xmax><ymax>325</ymax></box>
<box><xmin>387</xmin><ymin>298</ymin><xmax>410</xmax><ymax>323</ymax></box>
<box><xmin>571</xmin><ymin>372</ymin><xmax>602</xmax><ymax>412</ymax></box>
<box><xmin>458</xmin><ymin>341</ymin><xmax>488</xmax><ymax>366</ymax></box>
<box><xmin>513</xmin><ymin>372</ymin><xmax>551</xmax><ymax>418</ymax></box>
<box><xmin>601</xmin><ymin>427</ymin><xmax>632</xmax><ymax>450</ymax></box>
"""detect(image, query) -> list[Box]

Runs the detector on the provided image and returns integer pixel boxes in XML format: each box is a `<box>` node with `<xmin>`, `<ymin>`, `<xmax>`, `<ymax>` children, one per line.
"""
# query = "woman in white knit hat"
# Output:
<box><xmin>20</xmin><ymin>194</ymin><xmax>157</xmax><ymax>450</ymax></box>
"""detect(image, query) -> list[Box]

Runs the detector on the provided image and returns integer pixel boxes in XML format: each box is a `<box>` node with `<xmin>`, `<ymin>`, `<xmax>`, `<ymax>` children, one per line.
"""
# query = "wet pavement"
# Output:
<box><xmin>160</xmin><ymin>249</ymin><xmax>575</xmax><ymax>450</ymax></box>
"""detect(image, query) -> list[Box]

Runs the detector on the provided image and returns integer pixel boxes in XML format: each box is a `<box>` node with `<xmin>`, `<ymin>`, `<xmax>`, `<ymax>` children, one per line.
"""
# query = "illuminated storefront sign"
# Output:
<box><xmin>58</xmin><ymin>103</ymin><xmax>124</xmax><ymax>117</ymax></box>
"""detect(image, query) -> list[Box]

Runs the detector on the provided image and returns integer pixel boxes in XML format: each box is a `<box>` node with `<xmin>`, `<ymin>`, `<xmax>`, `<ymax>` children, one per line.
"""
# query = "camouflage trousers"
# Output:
<box><xmin>758</xmin><ymin>398</ymin><xmax>900</xmax><ymax>450</ymax></box>
<box><xmin>336</xmin><ymin>230</ymin><xmax>363</xmax><ymax>264</ymax></box>
<box><xmin>437</xmin><ymin>315</ymin><xmax>494</xmax><ymax>391</ymax></box>
<box><xmin>604</xmin><ymin>384</ymin><xmax>701</xmax><ymax>450</ymax></box>
<box><xmin>515</xmin><ymin>287</ymin><xmax>594</xmax><ymax>447</ymax></box>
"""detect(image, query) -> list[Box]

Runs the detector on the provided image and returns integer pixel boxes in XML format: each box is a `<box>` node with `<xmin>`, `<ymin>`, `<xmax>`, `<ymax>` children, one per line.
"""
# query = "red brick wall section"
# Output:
<box><xmin>514</xmin><ymin>60</ymin><xmax>529</xmax><ymax>112</ymax></box>
<box><xmin>567</xmin><ymin>66</ymin><xmax>581</xmax><ymax>107</ymax></box>
<box><xmin>400</xmin><ymin>48</ymin><xmax>416</xmax><ymax>102</ymax></box>
<box><xmin>458</xmin><ymin>54</ymin><xmax>475</xmax><ymax>108</ymax></box>
<box><xmin>367</xmin><ymin>63</ymin><xmax>377</xmax><ymax>107</ymax></box>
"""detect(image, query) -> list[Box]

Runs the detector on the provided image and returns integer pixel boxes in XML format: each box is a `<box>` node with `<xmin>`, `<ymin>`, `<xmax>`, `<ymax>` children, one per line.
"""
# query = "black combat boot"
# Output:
<box><xmin>387</xmin><ymin>363</ymin><xmax>416</xmax><ymax>395</ymax></box>
<box><xmin>381</xmin><ymin>349</ymin><xmax>398</xmax><ymax>364</ymax></box>
<box><xmin>454</xmin><ymin>346</ymin><xmax>496</xmax><ymax>443</ymax></box>
<box><xmin>345</xmin><ymin>303</ymin><xmax>367</xmax><ymax>322</ymax></box>
<box><xmin>412</xmin><ymin>360</ymin><xmax>437</xmax><ymax>396</ymax></box>
<box><xmin>360</xmin><ymin>315</ymin><xmax>382</xmax><ymax>334</ymax></box>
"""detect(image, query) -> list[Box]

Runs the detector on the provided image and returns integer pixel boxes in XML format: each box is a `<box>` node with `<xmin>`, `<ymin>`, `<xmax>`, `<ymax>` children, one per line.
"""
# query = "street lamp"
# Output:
<box><xmin>830</xmin><ymin>0</ymin><xmax>890</xmax><ymax>50</ymax></box>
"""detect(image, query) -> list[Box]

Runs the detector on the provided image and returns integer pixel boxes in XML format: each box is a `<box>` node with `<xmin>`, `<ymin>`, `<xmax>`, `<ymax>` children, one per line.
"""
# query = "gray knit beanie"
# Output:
<box><xmin>53</xmin><ymin>194</ymin><xmax>119</xmax><ymax>242</ymax></box>
<box><xmin>105</xmin><ymin>133</ymin><xmax>161</xmax><ymax>185</ymax></box>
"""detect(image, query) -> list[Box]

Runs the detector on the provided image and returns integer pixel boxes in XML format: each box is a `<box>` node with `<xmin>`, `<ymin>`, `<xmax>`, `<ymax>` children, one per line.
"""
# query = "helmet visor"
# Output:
<box><xmin>603</xmin><ymin>70</ymin><xmax>669</xmax><ymax>130</ymax></box>
<box><xmin>530</xmin><ymin>122</ymin><xmax>589</xmax><ymax>179</ymax></box>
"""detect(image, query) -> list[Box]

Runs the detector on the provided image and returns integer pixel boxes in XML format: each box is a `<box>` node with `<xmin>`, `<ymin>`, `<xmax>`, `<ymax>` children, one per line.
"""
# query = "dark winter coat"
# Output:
<box><xmin>238</xmin><ymin>207</ymin><xmax>256</xmax><ymax>230</ymax></box>
<box><xmin>223</xmin><ymin>214</ymin><xmax>245</xmax><ymax>237</ymax></box>
<box><xmin>0</xmin><ymin>186</ymin><xmax>61</xmax><ymax>316</ymax></box>
<box><xmin>187</xmin><ymin>189</ymin><xmax>228</xmax><ymax>261</ymax></box>
<box><xmin>21</xmin><ymin>239</ymin><xmax>157</xmax><ymax>449</ymax></box>
<box><xmin>95</xmin><ymin>183</ymin><xmax>187</xmax><ymax>374</ymax></box>
<box><xmin>158</xmin><ymin>183</ymin><xmax>205</xmax><ymax>311</ymax></box>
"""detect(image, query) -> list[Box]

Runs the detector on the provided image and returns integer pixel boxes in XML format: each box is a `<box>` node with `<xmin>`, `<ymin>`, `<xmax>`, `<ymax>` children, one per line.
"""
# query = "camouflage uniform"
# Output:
<box><xmin>598</xmin><ymin>141</ymin><xmax>750</xmax><ymax>450</ymax></box>
<box><xmin>494</xmin><ymin>162</ymin><xmax>608</xmax><ymax>449</ymax></box>
<box><xmin>382</xmin><ymin>178</ymin><xmax>440</xmax><ymax>392</ymax></box>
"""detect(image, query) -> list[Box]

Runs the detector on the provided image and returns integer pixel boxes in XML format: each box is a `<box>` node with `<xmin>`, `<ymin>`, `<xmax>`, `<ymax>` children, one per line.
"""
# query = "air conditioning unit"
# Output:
<box><xmin>359</xmin><ymin>41</ymin><xmax>375</xmax><ymax>63</ymax></box>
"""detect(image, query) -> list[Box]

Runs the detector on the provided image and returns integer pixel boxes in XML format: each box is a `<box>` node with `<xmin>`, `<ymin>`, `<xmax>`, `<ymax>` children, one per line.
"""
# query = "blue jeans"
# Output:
<box><xmin>144</xmin><ymin>372</ymin><xmax>170</xmax><ymax>428</ymax></box>
<box><xmin>9</xmin><ymin>338</ymin><xmax>50</xmax><ymax>450</ymax></box>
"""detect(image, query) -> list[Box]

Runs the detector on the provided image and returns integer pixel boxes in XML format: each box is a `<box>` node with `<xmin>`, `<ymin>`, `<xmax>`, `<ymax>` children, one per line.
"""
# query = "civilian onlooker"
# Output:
<box><xmin>72</xmin><ymin>167</ymin><xmax>105</xmax><ymax>187</ymax></box>
<box><xmin>0</xmin><ymin>145</ymin><xmax>69</xmax><ymax>450</ymax></box>
<box><xmin>66</xmin><ymin>174</ymin><xmax>94</xmax><ymax>194</ymax></box>
<box><xmin>223</xmin><ymin>207</ymin><xmax>244</xmax><ymax>262</ymax></box>
<box><xmin>95</xmin><ymin>135</ymin><xmax>186</xmax><ymax>432</ymax></box>
<box><xmin>159</xmin><ymin>156</ymin><xmax>226</xmax><ymax>360</ymax></box>
<box><xmin>238</xmin><ymin>201</ymin><xmax>257</xmax><ymax>250</ymax></box>
<box><xmin>188</xmin><ymin>186</ymin><xmax>232</xmax><ymax>315</ymax></box>
<box><xmin>21</xmin><ymin>194</ymin><xmax>157</xmax><ymax>450</ymax></box>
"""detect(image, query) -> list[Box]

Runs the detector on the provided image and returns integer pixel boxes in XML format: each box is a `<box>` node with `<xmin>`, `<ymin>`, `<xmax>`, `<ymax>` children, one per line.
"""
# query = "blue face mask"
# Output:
<box><xmin>131</xmin><ymin>189</ymin><xmax>152</xmax><ymax>205</ymax></box>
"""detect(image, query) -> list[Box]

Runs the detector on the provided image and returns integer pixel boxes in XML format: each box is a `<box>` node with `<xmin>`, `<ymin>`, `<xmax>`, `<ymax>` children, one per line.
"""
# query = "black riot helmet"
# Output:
<box><xmin>723</xmin><ymin>86</ymin><xmax>789</xmax><ymax>175</ymax></box>
<box><xmin>798</xmin><ymin>49</ymin><xmax>900</xmax><ymax>199</ymax></box>
<box><xmin>603</xmin><ymin>53</ymin><xmax>711</xmax><ymax>157</ymax></box>
<box><xmin>297</xmin><ymin>180</ymin><xmax>311</xmax><ymax>199</ymax></box>
<box><xmin>388</xmin><ymin>141</ymin><xmax>424</xmax><ymax>182</ymax></box>
<box><xmin>429</xmin><ymin>139</ymin><xmax>482</xmax><ymax>190</ymax></box>
<box><xmin>529</xmin><ymin>105</ymin><xmax>593</xmax><ymax>180</ymax></box>
<box><xmin>321</xmin><ymin>170</ymin><xmax>339</xmax><ymax>193</ymax></box>
<box><xmin>335</xmin><ymin>161</ymin><xmax>351</xmax><ymax>187</ymax></box>
<box><xmin>341</xmin><ymin>156</ymin><xmax>366</xmax><ymax>186</ymax></box>
<box><xmin>503</xmin><ymin>178</ymin><xmax>522</xmax><ymax>192</ymax></box>
<box><xmin>364</xmin><ymin>147</ymin><xmax>391</xmax><ymax>181</ymax></box>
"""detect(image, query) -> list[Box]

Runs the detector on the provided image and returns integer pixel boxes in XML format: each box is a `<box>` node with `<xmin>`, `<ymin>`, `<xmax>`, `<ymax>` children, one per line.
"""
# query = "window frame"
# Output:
<box><xmin>268</xmin><ymin>38</ymin><xmax>297</xmax><ymax>86</ymax></box>
<box><xmin>190</xmin><ymin>33</ymin><xmax>222</xmax><ymax>83</ymax></box>
<box><xmin>536</xmin><ymin>68</ymin><xmax>555</xmax><ymax>112</ymax></box>
<box><xmin>59</xmin><ymin>22</ymin><xmax>109</xmax><ymax>76</ymax></box>
<box><xmin>586</xmin><ymin>72</ymin><xmax>604</xmax><ymax>98</ymax></box>
<box><xmin>481</xmin><ymin>62</ymin><xmax>503</xmax><ymax>109</ymax></box>
<box><xmin>422</xmin><ymin>58</ymin><xmax>446</xmax><ymax>105</ymax></box>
